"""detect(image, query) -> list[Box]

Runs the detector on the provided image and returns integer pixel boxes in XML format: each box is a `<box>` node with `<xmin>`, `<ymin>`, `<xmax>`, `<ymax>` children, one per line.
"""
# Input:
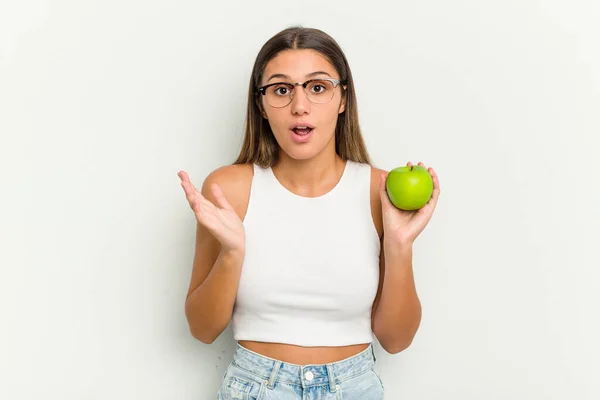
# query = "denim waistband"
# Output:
<box><xmin>231</xmin><ymin>342</ymin><xmax>376</xmax><ymax>390</ymax></box>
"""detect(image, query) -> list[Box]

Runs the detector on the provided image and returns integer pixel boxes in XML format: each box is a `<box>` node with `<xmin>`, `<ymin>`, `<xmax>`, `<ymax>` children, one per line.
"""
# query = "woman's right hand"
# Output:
<box><xmin>178</xmin><ymin>170</ymin><xmax>245</xmax><ymax>254</ymax></box>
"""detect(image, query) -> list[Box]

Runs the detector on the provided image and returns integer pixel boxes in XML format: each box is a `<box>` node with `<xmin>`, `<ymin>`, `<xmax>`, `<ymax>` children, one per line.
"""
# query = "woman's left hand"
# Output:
<box><xmin>379</xmin><ymin>162</ymin><xmax>441</xmax><ymax>246</ymax></box>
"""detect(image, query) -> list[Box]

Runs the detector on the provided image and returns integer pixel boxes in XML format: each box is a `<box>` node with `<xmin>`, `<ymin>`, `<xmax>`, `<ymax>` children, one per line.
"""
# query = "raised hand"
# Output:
<box><xmin>379</xmin><ymin>161</ymin><xmax>441</xmax><ymax>246</ymax></box>
<box><xmin>178</xmin><ymin>170</ymin><xmax>245</xmax><ymax>254</ymax></box>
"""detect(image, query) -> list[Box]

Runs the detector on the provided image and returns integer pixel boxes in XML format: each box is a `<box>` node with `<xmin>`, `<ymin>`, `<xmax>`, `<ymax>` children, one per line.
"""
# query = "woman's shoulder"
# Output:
<box><xmin>202</xmin><ymin>162</ymin><xmax>254</xmax><ymax>221</ymax></box>
<box><xmin>204</xmin><ymin>162</ymin><xmax>254</xmax><ymax>186</ymax></box>
<box><xmin>368</xmin><ymin>164</ymin><xmax>387</xmax><ymax>179</ymax></box>
<box><xmin>368</xmin><ymin>164</ymin><xmax>387</xmax><ymax>239</ymax></box>
<box><xmin>367</xmin><ymin>164</ymin><xmax>388</xmax><ymax>193</ymax></box>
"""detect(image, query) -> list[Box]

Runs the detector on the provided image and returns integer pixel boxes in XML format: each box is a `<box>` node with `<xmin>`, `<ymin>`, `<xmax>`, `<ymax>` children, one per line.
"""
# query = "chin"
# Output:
<box><xmin>280</xmin><ymin>144</ymin><xmax>323</xmax><ymax>161</ymax></box>
<box><xmin>283</xmin><ymin>150</ymin><xmax>318</xmax><ymax>161</ymax></box>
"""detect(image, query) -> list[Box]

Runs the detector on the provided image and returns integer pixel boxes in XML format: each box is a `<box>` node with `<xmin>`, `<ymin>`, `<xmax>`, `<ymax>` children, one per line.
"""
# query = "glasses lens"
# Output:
<box><xmin>265</xmin><ymin>83</ymin><xmax>294</xmax><ymax>108</ymax></box>
<box><xmin>306</xmin><ymin>80</ymin><xmax>335</xmax><ymax>104</ymax></box>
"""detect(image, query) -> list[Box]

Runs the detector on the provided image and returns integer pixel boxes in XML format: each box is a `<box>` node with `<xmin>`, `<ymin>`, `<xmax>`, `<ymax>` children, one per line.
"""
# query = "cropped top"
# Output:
<box><xmin>231</xmin><ymin>160</ymin><xmax>381</xmax><ymax>346</ymax></box>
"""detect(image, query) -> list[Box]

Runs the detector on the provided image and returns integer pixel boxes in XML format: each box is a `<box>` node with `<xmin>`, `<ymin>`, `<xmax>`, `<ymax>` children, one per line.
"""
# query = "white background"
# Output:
<box><xmin>1</xmin><ymin>0</ymin><xmax>599</xmax><ymax>398</ymax></box>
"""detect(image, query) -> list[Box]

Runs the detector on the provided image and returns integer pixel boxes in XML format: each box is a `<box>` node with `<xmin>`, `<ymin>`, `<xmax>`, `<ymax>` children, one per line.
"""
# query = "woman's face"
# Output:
<box><xmin>259</xmin><ymin>49</ymin><xmax>346</xmax><ymax>161</ymax></box>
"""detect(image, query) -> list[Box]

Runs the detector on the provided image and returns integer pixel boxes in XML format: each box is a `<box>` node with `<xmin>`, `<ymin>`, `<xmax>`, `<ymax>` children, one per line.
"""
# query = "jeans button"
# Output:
<box><xmin>304</xmin><ymin>371</ymin><xmax>314</xmax><ymax>381</ymax></box>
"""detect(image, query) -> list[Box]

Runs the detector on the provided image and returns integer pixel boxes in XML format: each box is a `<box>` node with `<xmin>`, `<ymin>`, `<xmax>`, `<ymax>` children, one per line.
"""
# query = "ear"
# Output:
<box><xmin>338</xmin><ymin>85</ymin><xmax>347</xmax><ymax>114</ymax></box>
<box><xmin>255</xmin><ymin>97</ymin><xmax>268</xmax><ymax>119</ymax></box>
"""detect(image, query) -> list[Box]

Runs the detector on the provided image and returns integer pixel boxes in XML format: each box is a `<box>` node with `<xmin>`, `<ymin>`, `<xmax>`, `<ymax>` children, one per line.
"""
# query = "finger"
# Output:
<box><xmin>406</xmin><ymin>161</ymin><xmax>412</xmax><ymax>167</ymax></box>
<box><xmin>184</xmin><ymin>186</ymin><xmax>204</xmax><ymax>213</ymax></box>
<box><xmin>211</xmin><ymin>183</ymin><xmax>235</xmax><ymax>211</ymax></box>
<box><xmin>178</xmin><ymin>170</ymin><xmax>191</xmax><ymax>183</ymax></box>
<box><xmin>429</xmin><ymin>167</ymin><xmax>440</xmax><ymax>192</ymax></box>
<box><xmin>180</xmin><ymin>179</ymin><xmax>202</xmax><ymax>203</ymax></box>
<box><xmin>181</xmin><ymin>180</ymin><xmax>216</xmax><ymax>214</ymax></box>
<box><xmin>418</xmin><ymin>162</ymin><xmax>425</xmax><ymax>168</ymax></box>
<box><xmin>431</xmin><ymin>168</ymin><xmax>440</xmax><ymax>197</ymax></box>
<box><xmin>180</xmin><ymin>181</ymin><xmax>194</xmax><ymax>204</ymax></box>
<box><xmin>179</xmin><ymin>178</ymin><xmax>195</xmax><ymax>197</ymax></box>
<box><xmin>427</xmin><ymin>167</ymin><xmax>441</xmax><ymax>206</ymax></box>
<box><xmin>178</xmin><ymin>171</ymin><xmax>200</xmax><ymax>197</ymax></box>
<box><xmin>177</xmin><ymin>171</ymin><xmax>215</xmax><ymax>207</ymax></box>
<box><xmin>178</xmin><ymin>171</ymin><xmax>207</xmax><ymax>201</ymax></box>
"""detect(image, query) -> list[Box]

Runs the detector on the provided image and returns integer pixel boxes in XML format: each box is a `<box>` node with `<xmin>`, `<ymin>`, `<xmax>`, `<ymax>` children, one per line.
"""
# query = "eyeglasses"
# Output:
<box><xmin>256</xmin><ymin>78</ymin><xmax>347</xmax><ymax>108</ymax></box>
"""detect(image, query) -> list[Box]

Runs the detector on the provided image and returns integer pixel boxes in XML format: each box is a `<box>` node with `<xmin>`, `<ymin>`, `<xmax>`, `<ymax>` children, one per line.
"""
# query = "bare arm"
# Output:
<box><xmin>184</xmin><ymin>243</ymin><xmax>244</xmax><ymax>343</ymax></box>
<box><xmin>179</xmin><ymin>165</ymin><xmax>252</xmax><ymax>343</ymax></box>
<box><xmin>369</xmin><ymin>167</ymin><xmax>422</xmax><ymax>354</ymax></box>
<box><xmin>370</xmin><ymin>162</ymin><xmax>440</xmax><ymax>353</ymax></box>
<box><xmin>372</xmin><ymin>242</ymin><xmax>421</xmax><ymax>354</ymax></box>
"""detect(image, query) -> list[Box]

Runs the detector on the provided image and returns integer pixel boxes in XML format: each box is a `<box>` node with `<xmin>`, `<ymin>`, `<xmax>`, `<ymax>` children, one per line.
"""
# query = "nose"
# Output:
<box><xmin>290</xmin><ymin>86</ymin><xmax>311</xmax><ymax>115</ymax></box>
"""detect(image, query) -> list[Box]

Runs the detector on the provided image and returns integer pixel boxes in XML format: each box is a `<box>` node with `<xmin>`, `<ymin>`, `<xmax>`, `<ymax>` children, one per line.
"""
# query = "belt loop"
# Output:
<box><xmin>371</xmin><ymin>344</ymin><xmax>377</xmax><ymax>362</ymax></box>
<box><xmin>267</xmin><ymin>360</ymin><xmax>282</xmax><ymax>389</ymax></box>
<box><xmin>326</xmin><ymin>363</ymin><xmax>337</xmax><ymax>393</ymax></box>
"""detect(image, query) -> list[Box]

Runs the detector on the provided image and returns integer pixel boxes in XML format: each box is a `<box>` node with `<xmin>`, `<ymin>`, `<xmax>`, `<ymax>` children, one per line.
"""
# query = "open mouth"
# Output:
<box><xmin>292</xmin><ymin>127</ymin><xmax>314</xmax><ymax>135</ymax></box>
<box><xmin>289</xmin><ymin>124</ymin><xmax>315</xmax><ymax>143</ymax></box>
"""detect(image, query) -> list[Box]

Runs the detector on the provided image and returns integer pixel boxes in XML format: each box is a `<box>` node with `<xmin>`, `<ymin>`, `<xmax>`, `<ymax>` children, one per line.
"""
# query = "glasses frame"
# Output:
<box><xmin>256</xmin><ymin>78</ymin><xmax>347</xmax><ymax>108</ymax></box>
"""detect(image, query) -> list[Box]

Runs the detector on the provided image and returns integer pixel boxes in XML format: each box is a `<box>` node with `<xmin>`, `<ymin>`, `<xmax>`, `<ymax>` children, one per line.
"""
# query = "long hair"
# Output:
<box><xmin>233</xmin><ymin>26</ymin><xmax>372</xmax><ymax>167</ymax></box>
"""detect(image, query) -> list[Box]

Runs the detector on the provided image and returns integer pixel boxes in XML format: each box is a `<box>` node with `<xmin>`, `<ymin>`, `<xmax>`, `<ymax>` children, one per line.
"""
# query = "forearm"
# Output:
<box><xmin>373</xmin><ymin>242</ymin><xmax>422</xmax><ymax>353</ymax></box>
<box><xmin>185</xmin><ymin>249</ymin><xmax>244</xmax><ymax>343</ymax></box>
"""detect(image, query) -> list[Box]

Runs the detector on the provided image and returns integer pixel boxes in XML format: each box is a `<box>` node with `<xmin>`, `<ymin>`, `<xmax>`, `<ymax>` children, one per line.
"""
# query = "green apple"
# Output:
<box><xmin>386</xmin><ymin>165</ymin><xmax>433</xmax><ymax>210</ymax></box>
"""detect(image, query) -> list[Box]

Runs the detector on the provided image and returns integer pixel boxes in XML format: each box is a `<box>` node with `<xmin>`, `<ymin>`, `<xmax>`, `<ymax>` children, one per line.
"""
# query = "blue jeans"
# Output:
<box><xmin>217</xmin><ymin>343</ymin><xmax>384</xmax><ymax>399</ymax></box>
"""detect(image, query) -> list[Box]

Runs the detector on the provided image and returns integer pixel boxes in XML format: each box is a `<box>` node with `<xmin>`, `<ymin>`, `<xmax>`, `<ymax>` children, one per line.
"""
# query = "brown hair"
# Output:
<box><xmin>233</xmin><ymin>26</ymin><xmax>372</xmax><ymax>167</ymax></box>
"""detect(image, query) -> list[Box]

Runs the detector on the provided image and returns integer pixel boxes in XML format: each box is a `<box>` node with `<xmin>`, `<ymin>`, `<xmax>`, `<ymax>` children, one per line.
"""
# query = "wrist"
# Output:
<box><xmin>383</xmin><ymin>239</ymin><xmax>413</xmax><ymax>256</ymax></box>
<box><xmin>221</xmin><ymin>247</ymin><xmax>245</xmax><ymax>261</ymax></box>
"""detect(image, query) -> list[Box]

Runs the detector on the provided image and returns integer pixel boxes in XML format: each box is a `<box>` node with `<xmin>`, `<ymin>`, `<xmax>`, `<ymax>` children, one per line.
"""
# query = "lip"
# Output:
<box><xmin>289</xmin><ymin>125</ymin><xmax>314</xmax><ymax>144</ymax></box>
<box><xmin>290</xmin><ymin>122</ymin><xmax>315</xmax><ymax>130</ymax></box>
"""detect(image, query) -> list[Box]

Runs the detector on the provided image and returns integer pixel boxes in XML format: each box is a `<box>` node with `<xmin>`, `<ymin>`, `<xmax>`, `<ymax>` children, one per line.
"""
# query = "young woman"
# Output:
<box><xmin>178</xmin><ymin>26</ymin><xmax>440</xmax><ymax>400</ymax></box>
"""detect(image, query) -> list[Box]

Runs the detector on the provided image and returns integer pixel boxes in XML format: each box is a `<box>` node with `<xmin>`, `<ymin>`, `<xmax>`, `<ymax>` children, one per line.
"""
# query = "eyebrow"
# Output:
<box><xmin>266</xmin><ymin>71</ymin><xmax>332</xmax><ymax>82</ymax></box>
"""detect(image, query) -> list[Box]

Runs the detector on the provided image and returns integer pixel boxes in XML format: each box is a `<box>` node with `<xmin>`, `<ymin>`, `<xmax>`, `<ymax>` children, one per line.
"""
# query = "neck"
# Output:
<box><xmin>272</xmin><ymin>148</ymin><xmax>346</xmax><ymax>198</ymax></box>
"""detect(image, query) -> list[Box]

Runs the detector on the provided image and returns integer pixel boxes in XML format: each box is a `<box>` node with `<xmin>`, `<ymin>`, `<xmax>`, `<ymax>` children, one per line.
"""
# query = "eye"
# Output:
<box><xmin>307</xmin><ymin>80</ymin><xmax>332</xmax><ymax>94</ymax></box>
<box><xmin>271</xmin><ymin>84</ymin><xmax>291</xmax><ymax>96</ymax></box>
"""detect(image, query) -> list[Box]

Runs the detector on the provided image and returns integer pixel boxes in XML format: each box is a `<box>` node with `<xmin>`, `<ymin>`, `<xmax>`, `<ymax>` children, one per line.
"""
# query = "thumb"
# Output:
<box><xmin>211</xmin><ymin>183</ymin><xmax>234</xmax><ymax>211</ymax></box>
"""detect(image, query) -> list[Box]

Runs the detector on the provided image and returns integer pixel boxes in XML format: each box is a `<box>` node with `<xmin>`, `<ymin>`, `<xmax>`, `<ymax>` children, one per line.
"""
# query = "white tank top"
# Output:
<box><xmin>231</xmin><ymin>160</ymin><xmax>381</xmax><ymax>346</ymax></box>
